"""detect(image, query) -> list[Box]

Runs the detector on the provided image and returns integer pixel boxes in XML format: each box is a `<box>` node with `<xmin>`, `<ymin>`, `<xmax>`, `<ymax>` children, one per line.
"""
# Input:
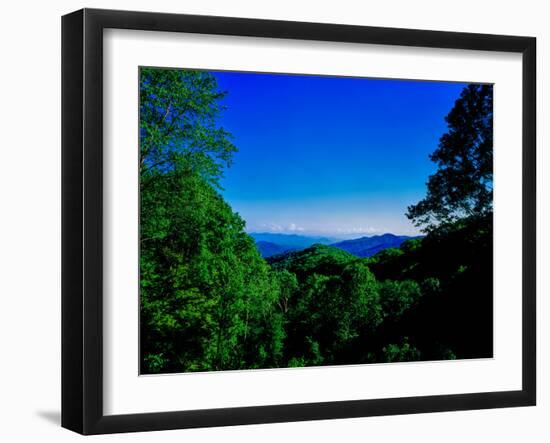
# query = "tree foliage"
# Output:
<box><xmin>407</xmin><ymin>84</ymin><xmax>493</xmax><ymax>231</ymax></box>
<box><xmin>140</xmin><ymin>68</ymin><xmax>283</xmax><ymax>373</ymax></box>
<box><xmin>140</xmin><ymin>67</ymin><xmax>236</xmax><ymax>188</ymax></box>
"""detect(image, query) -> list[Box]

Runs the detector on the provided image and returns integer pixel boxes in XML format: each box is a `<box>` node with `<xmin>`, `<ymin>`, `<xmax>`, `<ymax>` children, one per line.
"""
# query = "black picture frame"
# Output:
<box><xmin>62</xmin><ymin>8</ymin><xmax>536</xmax><ymax>435</ymax></box>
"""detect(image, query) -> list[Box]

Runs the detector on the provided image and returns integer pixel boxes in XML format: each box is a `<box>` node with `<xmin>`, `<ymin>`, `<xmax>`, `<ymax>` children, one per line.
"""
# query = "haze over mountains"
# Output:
<box><xmin>330</xmin><ymin>233</ymin><xmax>421</xmax><ymax>257</ymax></box>
<box><xmin>250</xmin><ymin>232</ymin><xmax>421</xmax><ymax>258</ymax></box>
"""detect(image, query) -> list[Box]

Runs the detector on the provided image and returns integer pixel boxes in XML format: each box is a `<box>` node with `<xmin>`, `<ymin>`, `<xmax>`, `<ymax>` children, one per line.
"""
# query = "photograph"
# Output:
<box><xmin>53</xmin><ymin>4</ymin><xmax>540</xmax><ymax>437</ymax></box>
<box><xmin>139</xmin><ymin>67</ymin><xmax>494</xmax><ymax>375</ymax></box>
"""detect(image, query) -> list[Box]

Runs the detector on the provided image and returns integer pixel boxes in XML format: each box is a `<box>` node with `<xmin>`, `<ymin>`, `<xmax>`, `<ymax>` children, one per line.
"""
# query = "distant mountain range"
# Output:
<box><xmin>251</xmin><ymin>232</ymin><xmax>421</xmax><ymax>258</ymax></box>
<box><xmin>330</xmin><ymin>233</ymin><xmax>421</xmax><ymax>257</ymax></box>
<box><xmin>250</xmin><ymin>233</ymin><xmax>336</xmax><ymax>250</ymax></box>
<box><xmin>255</xmin><ymin>241</ymin><xmax>298</xmax><ymax>257</ymax></box>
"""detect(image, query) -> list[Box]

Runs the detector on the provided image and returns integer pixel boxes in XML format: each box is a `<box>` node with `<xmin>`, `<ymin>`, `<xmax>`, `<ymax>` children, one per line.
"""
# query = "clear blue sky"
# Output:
<box><xmin>212</xmin><ymin>71</ymin><xmax>467</xmax><ymax>237</ymax></box>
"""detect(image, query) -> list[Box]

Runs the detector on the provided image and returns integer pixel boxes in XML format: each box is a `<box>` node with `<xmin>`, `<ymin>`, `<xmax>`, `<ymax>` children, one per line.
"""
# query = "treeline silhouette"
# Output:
<box><xmin>139</xmin><ymin>68</ymin><xmax>493</xmax><ymax>374</ymax></box>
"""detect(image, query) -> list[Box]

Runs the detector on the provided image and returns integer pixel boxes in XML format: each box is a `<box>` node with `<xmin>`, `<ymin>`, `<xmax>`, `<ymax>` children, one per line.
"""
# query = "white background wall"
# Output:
<box><xmin>0</xmin><ymin>0</ymin><xmax>546</xmax><ymax>441</ymax></box>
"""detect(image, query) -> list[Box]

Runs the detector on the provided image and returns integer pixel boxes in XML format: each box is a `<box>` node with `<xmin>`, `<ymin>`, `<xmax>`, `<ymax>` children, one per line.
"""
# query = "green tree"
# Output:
<box><xmin>273</xmin><ymin>269</ymin><xmax>299</xmax><ymax>314</ymax></box>
<box><xmin>378</xmin><ymin>279</ymin><xmax>422</xmax><ymax>320</ymax></box>
<box><xmin>141</xmin><ymin>162</ymin><xmax>286</xmax><ymax>373</ymax></box>
<box><xmin>140</xmin><ymin>67</ymin><xmax>236</xmax><ymax>189</ymax></box>
<box><xmin>339</xmin><ymin>262</ymin><xmax>383</xmax><ymax>334</ymax></box>
<box><xmin>383</xmin><ymin>338</ymin><xmax>421</xmax><ymax>363</ymax></box>
<box><xmin>140</xmin><ymin>68</ymin><xmax>284</xmax><ymax>373</ymax></box>
<box><xmin>280</xmin><ymin>249</ymin><xmax>384</xmax><ymax>367</ymax></box>
<box><xmin>407</xmin><ymin>84</ymin><xmax>493</xmax><ymax>231</ymax></box>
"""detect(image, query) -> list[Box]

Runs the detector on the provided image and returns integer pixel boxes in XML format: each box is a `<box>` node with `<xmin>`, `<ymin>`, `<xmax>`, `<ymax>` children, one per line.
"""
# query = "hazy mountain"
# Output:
<box><xmin>255</xmin><ymin>241</ymin><xmax>298</xmax><ymax>258</ymax></box>
<box><xmin>250</xmin><ymin>233</ymin><xmax>337</xmax><ymax>249</ymax></box>
<box><xmin>251</xmin><ymin>232</ymin><xmax>420</xmax><ymax>259</ymax></box>
<box><xmin>330</xmin><ymin>233</ymin><xmax>420</xmax><ymax>257</ymax></box>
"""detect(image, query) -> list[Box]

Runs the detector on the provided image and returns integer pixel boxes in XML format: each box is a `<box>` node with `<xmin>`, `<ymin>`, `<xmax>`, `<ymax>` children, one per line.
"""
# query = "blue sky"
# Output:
<box><xmin>213</xmin><ymin>71</ymin><xmax>467</xmax><ymax>237</ymax></box>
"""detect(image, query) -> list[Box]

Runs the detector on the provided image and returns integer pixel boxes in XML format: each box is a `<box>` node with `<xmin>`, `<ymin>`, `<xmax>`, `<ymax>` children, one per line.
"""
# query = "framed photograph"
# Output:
<box><xmin>62</xmin><ymin>8</ymin><xmax>536</xmax><ymax>435</ymax></box>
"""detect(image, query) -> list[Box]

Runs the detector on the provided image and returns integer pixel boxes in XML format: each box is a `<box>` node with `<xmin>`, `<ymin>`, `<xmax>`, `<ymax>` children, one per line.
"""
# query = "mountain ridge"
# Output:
<box><xmin>251</xmin><ymin>232</ymin><xmax>421</xmax><ymax>258</ymax></box>
<box><xmin>250</xmin><ymin>232</ymin><xmax>337</xmax><ymax>247</ymax></box>
<box><xmin>330</xmin><ymin>233</ymin><xmax>422</xmax><ymax>258</ymax></box>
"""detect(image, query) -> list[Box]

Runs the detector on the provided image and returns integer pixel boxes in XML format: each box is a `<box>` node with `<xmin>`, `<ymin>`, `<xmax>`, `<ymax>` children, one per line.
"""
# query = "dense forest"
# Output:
<box><xmin>139</xmin><ymin>67</ymin><xmax>493</xmax><ymax>374</ymax></box>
